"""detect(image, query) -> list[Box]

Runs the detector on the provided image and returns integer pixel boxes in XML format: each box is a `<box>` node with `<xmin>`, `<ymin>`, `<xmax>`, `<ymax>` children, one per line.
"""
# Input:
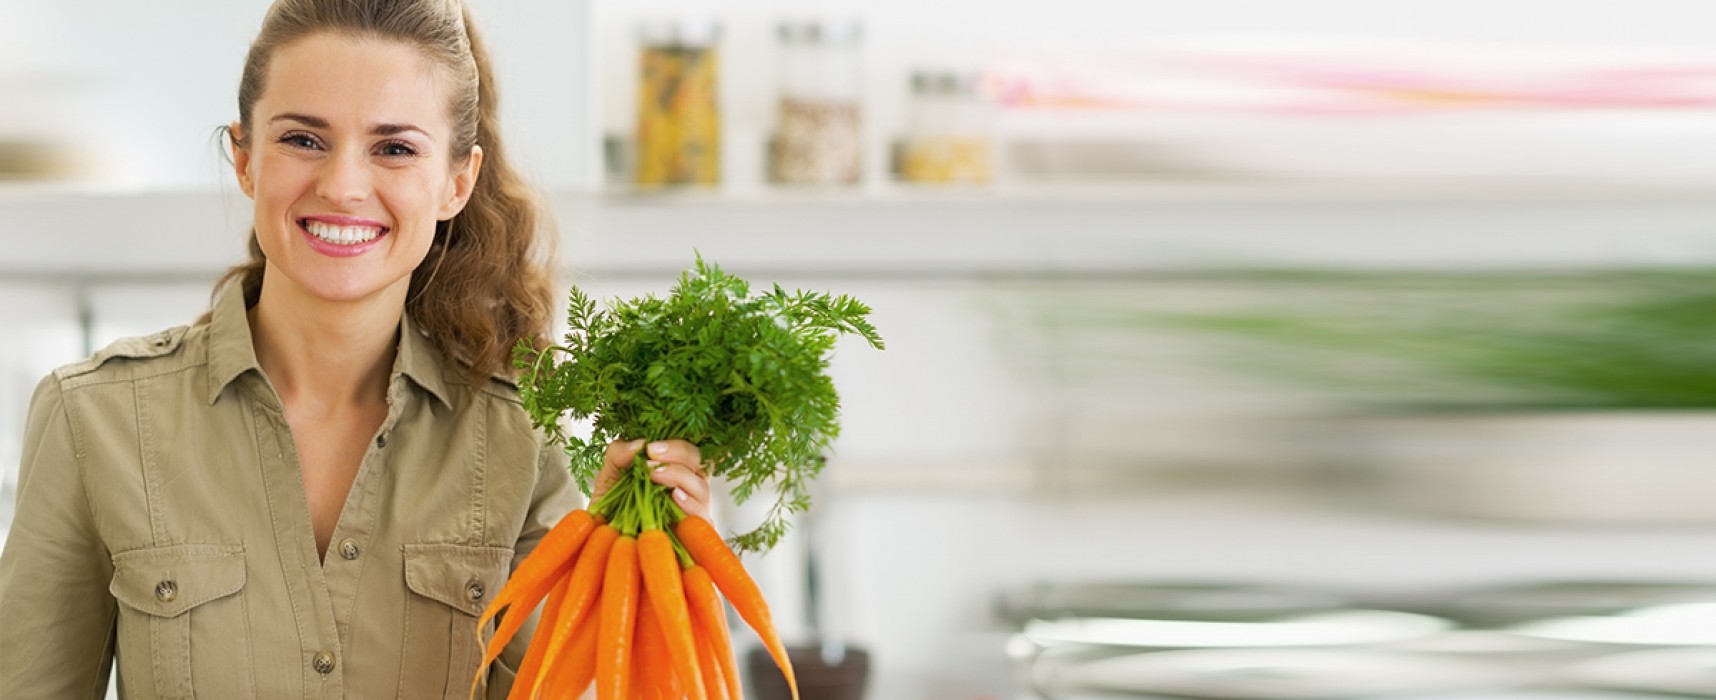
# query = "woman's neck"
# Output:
<box><xmin>248</xmin><ymin>270</ymin><xmax>406</xmax><ymax>411</ymax></box>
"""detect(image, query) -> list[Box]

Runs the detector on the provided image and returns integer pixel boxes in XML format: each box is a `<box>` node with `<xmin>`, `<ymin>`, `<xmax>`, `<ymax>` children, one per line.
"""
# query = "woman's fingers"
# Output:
<box><xmin>643</xmin><ymin>439</ymin><xmax>702</xmax><ymax>473</ymax></box>
<box><xmin>592</xmin><ymin>438</ymin><xmax>647</xmax><ymax>500</ymax></box>
<box><xmin>644</xmin><ymin>439</ymin><xmax>711</xmax><ymax>521</ymax></box>
<box><xmin>646</xmin><ymin>460</ymin><xmax>712</xmax><ymax>521</ymax></box>
<box><xmin>591</xmin><ymin>439</ymin><xmax>713</xmax><ymax>521</ymax></box>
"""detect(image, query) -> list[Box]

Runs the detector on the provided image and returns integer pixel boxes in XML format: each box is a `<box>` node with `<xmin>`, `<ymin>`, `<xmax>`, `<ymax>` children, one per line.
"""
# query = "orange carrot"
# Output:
<box><xmin>539</xmin><ymin>603</ymin><xmax>602</xmax><ymax>699</ymax></box>
<box><xmin>692</xmin><ymin>612</ymin><xmax>728</xmax><ymax>700</ymax></box>
<box><xmin>505</xmin><ymin>569</ymin><xmax>572</xmax><ymax>700</ymax></box>
<box><xmin>638</xmin><ymin>529</ymin><xmax>708</xmax><ymax>700</ymax></box>
<box><xmin>479</xmin><ymin>509</ymin><xmax>594</xmax><ymax>631</ymax></box>
<box><xmin>526</xmin><ymin>524</ymin><xmax>619</xmax><ymax>699</ymax></box>
<box><xmin>676</xmin><ymin>516</ymin><xmax>798</xmax><ymax>700</ymax></box>
<box><xmin>683</xmin><ymin>565</ymin><xmax>741</xmax><ymax>700</ymax></box>
<box><xmin>472</xmin><ymin>509</ymin><xmax>596</xmax><ymax>697</ymax></box>
<box><xmin>634</xmin><ymin>593</ymin><xmax>677</xmax><ymax>700</ymax></box>
<box><xmin>596</xmin><ymin>536</ymin><xmax>641</xmax><ymax>700</ymax></box>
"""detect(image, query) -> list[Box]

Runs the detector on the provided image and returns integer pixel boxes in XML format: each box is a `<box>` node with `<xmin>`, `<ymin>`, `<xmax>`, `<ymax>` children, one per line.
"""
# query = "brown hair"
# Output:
<box><xmin>215</xmin><ymin>0</ymin><xmax>555</xmax><ymax>386</ymax></box>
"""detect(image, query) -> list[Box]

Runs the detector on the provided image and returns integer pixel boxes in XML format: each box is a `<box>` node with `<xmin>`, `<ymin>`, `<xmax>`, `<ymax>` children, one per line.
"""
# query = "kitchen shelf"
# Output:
<box><xmin>8</xmin><ymin>180</ymin><xmax>1716</xmax><ymax>281</ymax></box>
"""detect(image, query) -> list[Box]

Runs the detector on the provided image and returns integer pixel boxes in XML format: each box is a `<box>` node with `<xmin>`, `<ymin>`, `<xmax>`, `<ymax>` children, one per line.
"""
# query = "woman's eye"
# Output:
<box><xmin>377</xmin><ymin>141</ymin><xmax>419</xmax><ymax>158</ymax></box>
<box><xmin>278</xmin><ymin>133</ymin><xmax>320</xmax><ymax>150</ymax></box>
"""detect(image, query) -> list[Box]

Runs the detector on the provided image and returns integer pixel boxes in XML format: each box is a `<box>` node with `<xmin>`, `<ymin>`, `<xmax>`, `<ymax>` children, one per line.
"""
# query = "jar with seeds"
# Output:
<box><xmin>770</xmin><ymin>20</ymin><xmax>863</xmax><ymax>186</ymax></box>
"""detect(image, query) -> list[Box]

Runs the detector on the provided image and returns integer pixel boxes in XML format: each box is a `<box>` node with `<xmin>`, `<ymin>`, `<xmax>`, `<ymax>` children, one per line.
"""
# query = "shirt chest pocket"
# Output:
<box><xmin>109</xmin><ymin>544</ymin><xmax>251</xmax><ymax>700</ymax></box>
<box><xmin>400</xmin><ymin>543</ymin><xmax>513</xmax><ymax>698</ymax></box>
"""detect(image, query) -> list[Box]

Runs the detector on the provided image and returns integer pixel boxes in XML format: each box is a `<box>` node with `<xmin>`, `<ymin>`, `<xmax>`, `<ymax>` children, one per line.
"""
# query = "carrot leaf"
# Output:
<box><xmin>515</xmin><ymin>254</ymin><xmax>883</xmax><ymax>552</ymax></box>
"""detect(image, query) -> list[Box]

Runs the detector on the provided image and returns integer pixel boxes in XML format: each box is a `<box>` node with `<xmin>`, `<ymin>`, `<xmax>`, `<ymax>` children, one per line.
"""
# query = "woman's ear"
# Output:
<box><xmin>229</xmin><ymin>122</ymin><xmax>255</xmax><ymax>198</ymax></box>
<box><xmin>438</xmin><ymin>144</ymin><xmax>483</xmax><ymax>221</ymax></box>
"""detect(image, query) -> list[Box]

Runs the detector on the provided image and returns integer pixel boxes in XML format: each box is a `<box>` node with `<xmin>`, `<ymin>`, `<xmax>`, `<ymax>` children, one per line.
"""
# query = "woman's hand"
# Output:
<box><xmin>591</xmin><ymin>439</ymin><xmax>714</xmax><ymax>522</ymax></box>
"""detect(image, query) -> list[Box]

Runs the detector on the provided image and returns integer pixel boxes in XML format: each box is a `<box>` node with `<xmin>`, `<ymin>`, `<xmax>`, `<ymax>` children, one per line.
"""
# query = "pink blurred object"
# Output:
<box><xmin>983</xmin><ymin>39</ymin><xmax>1716</xmax><ymax>115</ymax></box>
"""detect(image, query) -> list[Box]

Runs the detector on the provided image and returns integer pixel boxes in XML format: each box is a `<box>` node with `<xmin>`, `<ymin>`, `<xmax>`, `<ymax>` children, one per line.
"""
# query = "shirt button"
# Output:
<box><xmin>154</xmin><ymin>580</ymin><xmax>178</xmax><ymax>603</ymax></box>
<box><xmin>375</xmin><ymin>433</ymin><xmax>388</xmax><ymax>449</ymax></box>
<box><xmin>338</xmin><ymin>539</ymin><xmax>361</xmax><ymax>561</ymax></box>
<box><xmin>466</xmin><ymin>577</ymin><xmax>485</xmax><ymax>603</ymax></box>
<box><xmin>312</xmin><ymin>651</ymin><xmax>336</xmax><ymax>675</ymax></box>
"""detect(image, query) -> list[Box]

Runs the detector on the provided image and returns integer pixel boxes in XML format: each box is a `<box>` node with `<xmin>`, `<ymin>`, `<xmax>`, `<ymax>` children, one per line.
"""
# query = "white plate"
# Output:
<box><xmin>1565</xmin><ymin>647</ymin><xmax>1716</xmax><ymax>695</ymax></box>
<box><xmin>1038</xmin><ymin>648</ymin><xmax>1522</xmax><ymax>699</ymax></box>
<box><xmin>1023</xmin><ymin>610</ymin><xmax>1450</xmax><ymax>649</ymax></box>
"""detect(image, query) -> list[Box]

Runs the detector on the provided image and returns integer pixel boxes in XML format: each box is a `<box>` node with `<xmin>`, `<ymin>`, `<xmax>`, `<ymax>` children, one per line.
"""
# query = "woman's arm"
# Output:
<box><xmin>0</xmin><ymin>376</ymin><xmax>117</xmax><ymax>699</ymax></box>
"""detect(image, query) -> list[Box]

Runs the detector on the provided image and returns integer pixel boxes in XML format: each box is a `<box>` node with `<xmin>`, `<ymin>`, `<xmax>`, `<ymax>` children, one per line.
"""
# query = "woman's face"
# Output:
<box><xmin>231</xmin><ymin>32</ymin><xmax>481</xmax><ymax>307</ymax></box>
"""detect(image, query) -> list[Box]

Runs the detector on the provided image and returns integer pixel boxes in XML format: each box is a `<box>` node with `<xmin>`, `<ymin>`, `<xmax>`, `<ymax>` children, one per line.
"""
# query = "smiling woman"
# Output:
<box><xmin>234</xmin><ymin>33</ymin><xmax>476</xmax><ymax>315</ymax></box>
<box><xmin>0</xmin><ymin>2</ymin><xmax>716</xmax><ymax>699</ymax></box>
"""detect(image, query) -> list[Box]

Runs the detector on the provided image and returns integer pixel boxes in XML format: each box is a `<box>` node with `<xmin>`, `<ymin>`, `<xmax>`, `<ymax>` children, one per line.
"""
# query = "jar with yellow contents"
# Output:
<box><xmin>634</xmin><ymin>20</ymin><xmax>721</xmax><ymax>187</ymax></box>
<box><xmin>899</xmin><ymin>70</ymin><xmax>994</xmax><ymax>184</ymax></box>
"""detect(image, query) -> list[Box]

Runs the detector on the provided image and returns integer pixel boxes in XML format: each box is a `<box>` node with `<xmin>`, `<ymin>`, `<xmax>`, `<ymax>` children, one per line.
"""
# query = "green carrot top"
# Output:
<box><xmin>516</xmin><ymin>254</ymin><xmax>884</xmax><ymax>552</ymax></box>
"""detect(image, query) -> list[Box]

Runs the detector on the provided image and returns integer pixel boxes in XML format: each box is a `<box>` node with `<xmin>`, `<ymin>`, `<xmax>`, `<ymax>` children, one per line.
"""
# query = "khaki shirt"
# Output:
<box><xmin>0</xmin><ymin>282</ymin><xmax>581</xmax><ymax>699</ymax></box>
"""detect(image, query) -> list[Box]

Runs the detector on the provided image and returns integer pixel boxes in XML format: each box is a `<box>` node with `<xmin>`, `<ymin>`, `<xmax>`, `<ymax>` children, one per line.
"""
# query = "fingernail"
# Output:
<box><xmin>674</xmin><ymin>488</ymin><xmax>688</xmax><ymax>502</ymax></box>
<box><xmin>652</xmin><ymin>465</ymin><xmax>666</xmax><ymax>475</ymax></box>
<box><xmin>628</xmin><ymin>439</ymin><xmax>646</xmax><ymax>452</ymax></box>
<box><xmin>647</xmin><ymin>460</ymin><xmax>663</xmax><ymax>469</ymax></box>
<box><xmin>648</xmin><ymin>441</ymin><xmax>667</xmax><ymax>455</ymax></box>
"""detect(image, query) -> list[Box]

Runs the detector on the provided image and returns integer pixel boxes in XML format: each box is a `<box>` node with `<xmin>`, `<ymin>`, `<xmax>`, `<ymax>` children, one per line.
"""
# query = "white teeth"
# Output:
<box><xmin>305</xmin><ymin>220</ymin><xmax>382</xmax><ymax>245</ymax></box>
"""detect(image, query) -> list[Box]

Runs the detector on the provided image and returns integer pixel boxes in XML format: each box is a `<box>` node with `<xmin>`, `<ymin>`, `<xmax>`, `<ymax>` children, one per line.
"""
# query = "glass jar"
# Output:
<box><xmin>634</xmin><ymin>19</ymin><xmax>721</xmax><ymax>187</ymax></box>
<box><xmin>900</xmin><ymin>70</ymin><xmax>993</xmax><ymax>184</ymax></box>
<box><xmin>770</xmin><ymin>20</ymin><xmax>864</xmax><ymax>186</ymax></box>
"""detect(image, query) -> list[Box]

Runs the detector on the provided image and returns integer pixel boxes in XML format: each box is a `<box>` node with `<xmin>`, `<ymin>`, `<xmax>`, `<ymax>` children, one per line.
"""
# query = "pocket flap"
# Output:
<box><xmin>109</xmin><ymin>544</ymin><xmax>246</xmax><ymax>618</ymax></box>
<box><xmin>403</xmin><ymin>544</ymin><xmax>513</xmax><ymax>617</ymax></box>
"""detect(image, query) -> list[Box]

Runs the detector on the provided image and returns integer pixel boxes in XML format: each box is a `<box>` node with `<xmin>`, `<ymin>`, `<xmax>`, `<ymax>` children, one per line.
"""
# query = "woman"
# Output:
<box><xmin>0</xmin><ymin>1</ymin><xmax>713</xmax><ymax>697</ymax></box>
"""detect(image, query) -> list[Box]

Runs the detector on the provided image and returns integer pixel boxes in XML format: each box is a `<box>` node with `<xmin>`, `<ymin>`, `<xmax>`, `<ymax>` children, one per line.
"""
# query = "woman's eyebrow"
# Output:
<box><xmin>268</xmin><ymin>113</ymin><xmax>429</xmax><ymax>140</ymax></box>
<box><xmin>270</xmin><ymin>113</ymin><xmax>328</xmax><ymax>128</ymax></box>
<box><xmin>371</xmin><ymin>123</ymin><xmax>431</xmax><ymax>140</ymax></box>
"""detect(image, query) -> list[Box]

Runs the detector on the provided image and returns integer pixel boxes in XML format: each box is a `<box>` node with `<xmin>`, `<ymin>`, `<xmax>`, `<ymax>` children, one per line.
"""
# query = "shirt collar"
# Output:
<box><xmin>204</xmin><ymin>280</ymin><xmax>263</xmax><ymax>406</ymax></box>
<box><xmin>394</xmin><ymin>310</ymin><xmax>452</xmax><ymax>408</ymax></box>
<box><xmin>203</xmin><ymin>280</ymin><xmax>452</xmax><ymax>409</ymax></box>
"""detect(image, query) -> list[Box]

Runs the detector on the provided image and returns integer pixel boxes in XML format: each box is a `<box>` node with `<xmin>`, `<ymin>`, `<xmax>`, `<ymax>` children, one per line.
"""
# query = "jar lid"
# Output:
<box><xmin>777</xmin><ymin>19</ymin><xmax>863</xmax><ymax>46</ymax></box>
<box><xmin>910</xmin><ymin>69</ymin><xmax>982</xmax><ymax>96</ymax></box>
<box><xmin>637</xmin><ymin>18</ymin><xmax>721</xmax><ymax>48</ymax></box>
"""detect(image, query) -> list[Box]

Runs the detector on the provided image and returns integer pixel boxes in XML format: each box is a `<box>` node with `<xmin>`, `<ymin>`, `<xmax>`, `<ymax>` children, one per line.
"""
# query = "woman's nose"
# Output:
<box><xmin>315</xmin><ymin>149</ymin><xmax>371</xmax><ymax>206</ymax></box>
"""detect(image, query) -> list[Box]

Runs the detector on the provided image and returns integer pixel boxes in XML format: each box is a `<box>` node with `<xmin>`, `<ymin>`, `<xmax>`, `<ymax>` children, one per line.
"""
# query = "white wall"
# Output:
<box><xmin>15</xmin><ymin>0</ymin><xmax>1716</xmax><ymax>190</ymax></box>
<box><xmin>7</xmin><ymin>0</ymin><xmax>592</xmax><ymax>190</ymax></box>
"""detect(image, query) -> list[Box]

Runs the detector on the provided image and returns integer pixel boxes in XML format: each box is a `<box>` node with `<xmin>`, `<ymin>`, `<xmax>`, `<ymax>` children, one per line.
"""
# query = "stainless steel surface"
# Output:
<box><xmin>1008</xmin><ymin>580</ymin><xmax>1716</xmax><ymax>699</ymax></box>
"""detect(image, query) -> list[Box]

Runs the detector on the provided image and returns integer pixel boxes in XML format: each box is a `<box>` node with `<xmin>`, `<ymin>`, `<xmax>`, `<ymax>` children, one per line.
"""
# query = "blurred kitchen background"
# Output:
<box><xmin>10</xmin><ymin>0</ymin><xmax>1716</xmax><ymax>698</ymax></box>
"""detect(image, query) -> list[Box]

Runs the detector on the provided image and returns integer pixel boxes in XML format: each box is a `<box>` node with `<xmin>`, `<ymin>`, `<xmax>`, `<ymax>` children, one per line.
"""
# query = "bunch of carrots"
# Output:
<box><xmin>471</xmin><ymin>451</ymin><xmax>796</xmax><ymax>700</ymax></box>
<box><xmin>475</xmin><ymin>258</ymin><xmax>883</xmax><ymax>698</ymax></box>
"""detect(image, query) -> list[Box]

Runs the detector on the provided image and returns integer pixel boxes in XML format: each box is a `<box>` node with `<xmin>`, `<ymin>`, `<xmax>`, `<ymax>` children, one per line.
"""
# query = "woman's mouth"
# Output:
<box><xmin>299</xmin><ymin>217</ymin><xmax>389</xmax><ymax>257</ymax></box>
<box><xmin>306</xmin><ymin>220</ymin><xmax>382</xmax><ymax>244</ymax></box>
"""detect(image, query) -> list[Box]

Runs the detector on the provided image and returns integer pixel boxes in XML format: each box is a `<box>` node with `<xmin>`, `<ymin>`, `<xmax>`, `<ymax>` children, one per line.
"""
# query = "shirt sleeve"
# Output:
<box><xmin>485</xmin><ymin>438</ymin><xmax>581</xmax><ymax>699</ymax></box>
<box><xmin>0</xmin><ymin>375</ymin><xmax>117</xmax><ymax>699</ymax></box>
